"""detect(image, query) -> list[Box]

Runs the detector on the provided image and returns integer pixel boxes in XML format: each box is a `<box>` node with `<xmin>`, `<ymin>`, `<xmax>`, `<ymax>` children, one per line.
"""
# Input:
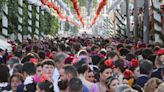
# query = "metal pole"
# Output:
<box><xmin>134</xmin><ymin>0</ymin><xmax>138</xmax><ymax>42</ymax></box>
<box><xmin>143</xmin><ymin>0</ymin><xmax>149</xmax><ymax>44</ymax></box>
<box><xmin>126</xmin><ymin>0</ymin><xmax>130</xmax><ymax>37</ymax></box>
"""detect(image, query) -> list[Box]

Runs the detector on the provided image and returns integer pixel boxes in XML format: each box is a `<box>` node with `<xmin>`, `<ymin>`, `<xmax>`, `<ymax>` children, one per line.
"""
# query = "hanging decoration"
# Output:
<box><xmin>55</xmin><ymin>0</ymin><xmax>72</xmax><ymax>16</ymax></box>
<box><xmin>55</xmin><ymin>0</ymin><xmax>80</xmax><ymax>26</ymax></box>
<box><xmin>41</xmin><ymin>1</ymin><xmax>66</xmax><ymax>19</ymax></box>
<box><xmin>90</xmin><ymin>0</ymin><xmax>107</xmax><ymax>27</ymax></box>
<box><xmin>41</xmin><ymin>0</ymin><xmax>78</xmax><ymax>27</ymax></box>
<box><xmin>70</xmin><ymin>0</ymin><xmax>84</xmax><ymax>27</ymax></box>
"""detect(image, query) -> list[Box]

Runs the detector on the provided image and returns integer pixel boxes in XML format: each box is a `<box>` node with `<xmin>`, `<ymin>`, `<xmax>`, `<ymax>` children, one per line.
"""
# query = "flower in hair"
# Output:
<box><xmin>130</xmin><ymin>58</ymin><xmax>139</xmax><ymax>68</ymax></box>
<box><xmin>105</xmin><ymin>60</ymin><xmax>114</xmax><ymax>69</ymax></box>
<box><xmin>123</xmin><ymin>69</ymin><xmax>134</xmax><ymax>79</ymax></box>
<box><xmin>156</xmin><ymin>49</ymin><xmax>164</xmax><ymax>56</ymax></box>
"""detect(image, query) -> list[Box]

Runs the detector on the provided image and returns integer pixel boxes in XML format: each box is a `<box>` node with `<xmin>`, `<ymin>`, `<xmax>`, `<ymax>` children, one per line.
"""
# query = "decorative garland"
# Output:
<box><xmin>41</xmin><ymin>0</ymin><xmax>78</xmax><ymax>27</ymax></box>
<box><xmin>70</xmin><ymin>0</ymin><xmax>84</xmax><ymax>27</ymax></box>
<box><xmin>90</xmin><ymin>0</ymin><xmax>107</xmax><ymax>27</ymax></box>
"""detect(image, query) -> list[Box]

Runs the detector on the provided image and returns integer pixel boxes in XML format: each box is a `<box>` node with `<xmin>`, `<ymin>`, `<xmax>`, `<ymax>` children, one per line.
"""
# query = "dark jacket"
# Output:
<box><xmin>136</xmin><ymin>75</ymin><xmax>149</xmax><ymax>87</ymax></box>
<box><xmin>16</xmin><ymin>83</ymin><xmax>36</xmax><ymax>92</ymax></box>
<box><xmin>151</xmin><ymin>68</ymin><xmax>162</xmax><ymax>80</ymax></box>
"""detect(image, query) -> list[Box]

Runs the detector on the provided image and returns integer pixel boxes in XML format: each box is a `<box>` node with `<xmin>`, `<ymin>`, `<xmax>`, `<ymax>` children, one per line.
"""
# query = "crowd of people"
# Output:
<box><xmin>0</xmin><ymin>36</ymin><xmax>164</xmax><ymax>92</ymax></box>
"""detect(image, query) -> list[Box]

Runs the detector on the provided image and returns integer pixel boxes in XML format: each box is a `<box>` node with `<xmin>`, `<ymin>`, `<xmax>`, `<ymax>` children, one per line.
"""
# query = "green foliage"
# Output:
<box><xmin>39</xmin><ymin>12</ymin><xmax>50</xmax><ymax>35</ymax></box>
<box><xmin>1</xmin><ymin>0</ymin><xmax>60</xmax><ymax>38</ymax></box>
<box><xmin>32</xmin><ymin>5</ymin><xmax>37</xmax><ymax>37</ymax></box>
<box><xmin>22</xmin><ymin>0</ymin><xmax>28</xmax><ymax>35</ymax></box>
<box><xmin>8</xmin><ymin>0</ymin><xmax>18</xmax><ymax>34</ymax></box>
<box><xmin>49</xmin><ymin>16</ymin><xmax>59</xmax><ymax>35</ymax></box>
<box><xmin>93</xmin><ymin>0</ymin><xmax>97</xmax><ymax>8</ymax></box>
<box><xmin>79</xmin><ymin>0</ymin><xmax>87</xmax><ymax>6</ymax></box>
<box><xmin>0</xmin><ymin>0</ymin><xmax>7</xmax><ymax>9</ymax></box>
<box><xmin>39</xmin><ymin>11</ymin><xmax>59</xmax><ymax>35</ymax></box>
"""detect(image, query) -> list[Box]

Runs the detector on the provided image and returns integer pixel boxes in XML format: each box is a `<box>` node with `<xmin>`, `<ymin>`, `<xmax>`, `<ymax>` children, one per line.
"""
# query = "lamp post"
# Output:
<box><xmin>133</xmin><ymin>0</ymin><xmax>138</xmax><ymax>42</ymax></box>
<box><xmin>126</xmin><ymin>0</ymin><xmax>130</xmax><ymax>37</ymax></box>
<box><xmin>143</xmin><ymin>0</ymin><xmax>149</xmax><ymax>44</ymax></box>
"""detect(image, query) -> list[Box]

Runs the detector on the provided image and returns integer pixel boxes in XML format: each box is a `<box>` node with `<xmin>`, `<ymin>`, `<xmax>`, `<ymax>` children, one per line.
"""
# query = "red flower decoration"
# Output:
<box><xmin>65</xmin><ymin>55</ymin><xmax>74</xmax><ymax>64</ymax></box>
<box><xmin>104</xmin><ymin>60</ymin><xmax>114</xmax><ymax>69</ymax></box>
<box><xmin>45</xmin><ymin>52</ymin><xmax>50</xmax><ymax>57</ymax></box>
<box><xmin>30</xmin><ymin>58</ymin><xmax>38</xmax><ymax>65</ymax></box>
<box><xmin>130</xmin><ymin>58</ymin><xmax>139</xmax><ymax>68</ymax></box>
<box><xmin>156</xmin><ymin>49</ymin><xmax>164</xmax><ymax>56</ymax></box>
<box><xmin>123</xmin><ymin>69</ymin><xmax>134</xmax><ymax>79</ymax></box>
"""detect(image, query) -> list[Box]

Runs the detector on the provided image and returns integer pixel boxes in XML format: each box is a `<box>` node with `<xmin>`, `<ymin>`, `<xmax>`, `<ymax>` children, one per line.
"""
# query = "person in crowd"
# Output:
<box><xmin>156</xmin><ymin>83</ymin><xmax>164</xmax><ymax>92</ymax></box>
<box><xmin>74</xmin><ymin>59</ymin><xmax>99</xmax><ymax>92</ymax></box>
<box><xmin>123</xmin><ymin>88</ymin><xmax>138</xmax><ymax>92</ymax></box>
<box><xmin>8</xmin><ymin>57</ymin><xmax>20</xmax><ymax>75</ymax></box>
<box><xmin>36</xmin><ymin>80</ymin><xmax>54</xmax><ymax>92</ymax></box>
<box><xmin>141</xmin><ymin>48</ymin><xmax>153</xmax><ymax>59</ymax></box>
<box><xmin>0</xmin><ymin>64</ymin><xmax>10</xmax><ymax>91</ymax></box>
<box><xmin>144</xmin><ymin>78</ymin><xmax>163</xmax><ymax>92</ymax></box>
<box><xmin>72</xmin><ymin>42</ymin><xmax>81</xmax><ymax>54</ymax></box>
<box><xmin>151</xmin><ymin>49</ymin><xmax>164</xmax><ymax>79</ymax></box>
<box><xmin>59</xmin><ymin>65</ymin><xmax>78</xmax><ymax>91</ymax></box>
<box><xmin>105</xmin><ymin>76</ymin><xmax>119</xmax><ymax>92</ymax></box>
<box><xmin>123</xmin><ymin>69</ymin><xmax>135</xmax><ymax>87</ymax></box>
<box><xmin>73</xmin><ymin>49</ymin><xmax>92</xmax><ymax>65</ymax></box>
<box><xmin>148</xmin><ymin>54</ymin><xmax>157</xmax><ymax>69</ymax></box>
<box><xmin>107</xmin><ymin>51</ymin><xmax>119</xmax><ymax>63</ymax></box>
<box><xmin>3</xmin><ymin>73</ymin><xmax>24</xmax><ymax>92</ymax></box>
<box><xmin>136</xmin><ymin>59</ymin><xmax>153</xmax><ymax>87</ymax></box>
<box><xmin>10</xmin><ymin>73</ymin><xmax>24</xmax><ymax>92</ymax></box>
<box><xmin>119</xmin><ymin>48</ymin><xmax>130</xmax><ymax>59</ymax></box>
<box><xmin>132</xmin><ymin>84</ymin><xmax>144</xmax><ymax>92</ymax></box>
<box><xmin>38</xmin><ymin>51</ymin><xmax>46</xmax><ymax>61</ymax></box>
<box><xmin>105</xmin><ymin>45</ymin><xmax>114</xmax><ymax>53</ymax></box>
<box><xmin>92</xmin><ymin>50</ymin><xmax>106</xmax><ymax>65</ymax></box>
<box><xmin>161</xmin><ymin>67</ymin><xmax>164</xmax><ymax>81</ymax></box>
<box><xmin>0</xmin><ymin>35</ymin><xmax>164</xmax><ymax>92</ymax></box>
<box><xmin>113</xmin><ymin>59</ymin><xmax>125</xmax><ymax>82</ymax></box>
<box><xmin>13</xmin><ymin>63</ymin><xmax>23</xmax><ymax>74</ymax></box>
<box><xmin>116</xmin><ymin>44</ymin><xmax>124</xmax><ymax>52</ymax></box>
<box><xmin>32</xmin><ymin>45</ymin><xmax>39</xmax><ymax>56</ymax></box>
<box><xmin>53</xmin><ymin>52</ymin><xmax>68</xmax><ymax>92</ymax></box>
<box><xmin>97</xmin><ymin>59</ymin><xmax>114</xmax><ymax>92</ymax></box>
<box><xmin>90</xmin><ymin>45</ymin><xmax>99</xmax><ymax>56</ymax></box>
<box><xmin>0</xmin><ymin>48</ymin><xmax>5</xmax><ymax>64</ymax></box>
<box><xmin>16</xmin><ymin>62</ymin><xmax>36</xmax><ymax>92</ymax></box>
<box><xmin>33</xmin><ymin>63</ymin><xmax>46</xmax><ymax>83</ymax></box>
<box><xmin>115</xmin><ymin>84</ymin><xmax>130</xmax><ymax>92</ymax></box>
<box><xmin>53</xmin><ymin>52</ymin><xmax>68</xmax><ymax>70</ymax></box>
<box><xmin>21</xmin><ymin>53</ymin><xmax>36</xmax><ymax>63</ymax></box>
<box><xmin>42</xmin><ymin>59</ymin><xmax>55</xmax><ymax>82</ymax></box>
<box><xmin>68</xmin><ymin>78</ymin><xmax>83</xmax><ymax>92</ymax></box>
<box><xmin>85</xmin><ymin>65</ymin><xmax>100</xmax><ymax>83</ymax></box>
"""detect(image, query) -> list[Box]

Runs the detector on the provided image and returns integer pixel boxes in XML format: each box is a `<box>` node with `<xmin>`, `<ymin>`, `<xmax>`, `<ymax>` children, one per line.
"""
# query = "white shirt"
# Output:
<box><xmin>53</xmin><ymin>68</ymin><xmax>59</xmax><ymax>92</ymax></box>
